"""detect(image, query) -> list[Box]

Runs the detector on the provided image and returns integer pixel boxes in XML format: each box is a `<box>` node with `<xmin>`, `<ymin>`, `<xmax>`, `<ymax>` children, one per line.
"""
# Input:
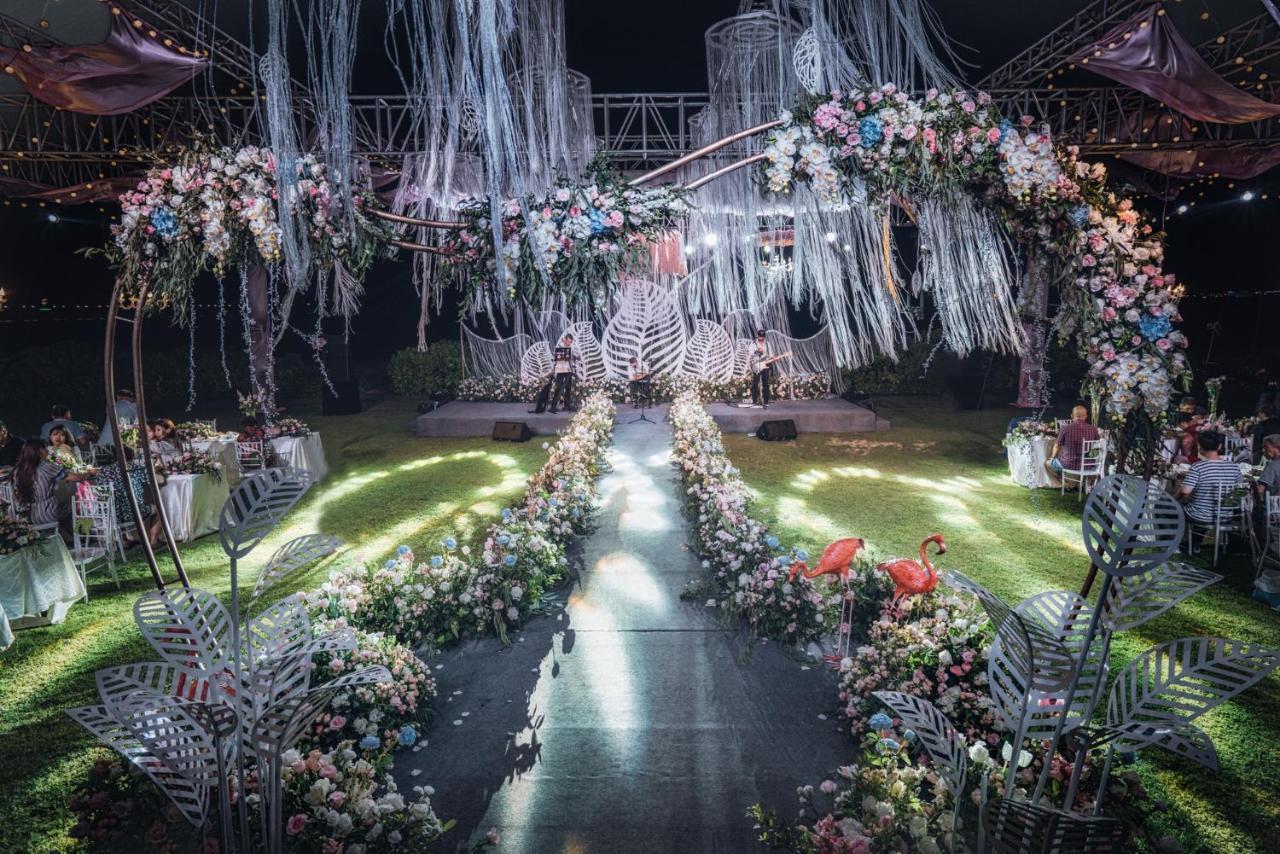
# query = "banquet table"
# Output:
<box><xmin>0</xmin><ymin>536</ymin><xmax>86</xmax><ymax>649</ymax></box>
<box><xmin>160</xmin><ymin>472</ymin><xmax>230</xmax><ymax>542</ymax></box>
<box><xmin>1008</xmin><ymin>437</ymin><xmax>1062</xmax><ymax>488</ymax></box>
<box><xmin>190</xmin><ymin>435</ymin><xmax>242</xmax><ymax>486</ymax></box>
<box><xmin>271</xmin><ymin>433</ymin><xmax>329</xmax><ymax>482</ymax></box>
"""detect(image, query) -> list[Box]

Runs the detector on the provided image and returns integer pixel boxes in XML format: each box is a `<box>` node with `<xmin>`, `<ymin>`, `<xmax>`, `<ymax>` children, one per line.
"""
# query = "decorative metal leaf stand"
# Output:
<box><xmin>873</xmin><ymin>475</ymin><xmax>1280</xmax><ymax>854</ymax></box>
<box><xmin>66</xmin><ymin>467</ymin><xmax>387</xmax><ymax>853</ymax></box>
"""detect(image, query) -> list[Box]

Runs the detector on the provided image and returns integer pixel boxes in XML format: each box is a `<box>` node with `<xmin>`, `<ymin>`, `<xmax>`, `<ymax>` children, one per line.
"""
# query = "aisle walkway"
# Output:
<box><xmin>400</xmin><ymin>407</ymin><xmax>849</xmax><ymax>852</ymax></box>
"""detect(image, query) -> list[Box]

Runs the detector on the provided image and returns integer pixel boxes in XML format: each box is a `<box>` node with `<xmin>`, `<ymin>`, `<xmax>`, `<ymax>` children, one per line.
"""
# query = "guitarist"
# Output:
<box><xmin>627</xmin><ymin>356</ymin><xmax>652</xmax><ymax>407</ymax></box>
<box><xmin>549</xmin><ymin>333</ymin><xmax>577</xmax><ymax>413</ymax></box>
<box><xmin>749</xmin><ymin>330</ymin><xmax>775</xmax><ymax>408</ymax></box>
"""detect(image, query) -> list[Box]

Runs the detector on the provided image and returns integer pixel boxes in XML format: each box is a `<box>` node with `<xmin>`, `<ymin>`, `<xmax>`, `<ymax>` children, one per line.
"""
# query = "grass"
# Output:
<box><xmin>724</xmin><ymin>395</ymin><xmax>1280</xmax><ymax>854</ymax></box>
<box><xmin>0</xmin><ymin>396</ymin><xmax>550</xmax><ymax>853</ymax></box>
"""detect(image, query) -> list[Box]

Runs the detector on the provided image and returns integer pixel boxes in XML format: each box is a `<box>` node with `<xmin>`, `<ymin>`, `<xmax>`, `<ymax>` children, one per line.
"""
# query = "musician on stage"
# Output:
<box><xmin>627</xmin><ymin>356</ymin><xmax>651</xmax><ymax>407</ymax></box>
<box><xmin>749</xmin><ymin>330</ymin><xmax>773</xmax><ymax>408</ymax></box>
<box><xmin>549</xmin><ymin>333</ymin><xmax>577</xmax><ymax>413</ymax></box>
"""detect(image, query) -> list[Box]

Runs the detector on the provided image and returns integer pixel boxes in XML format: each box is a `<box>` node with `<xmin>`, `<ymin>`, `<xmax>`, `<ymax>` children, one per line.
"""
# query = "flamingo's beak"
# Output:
<box><xmin>788</xmin><ymin>562</ymin><xmax>807</xmax><ymax>583</ymax></box>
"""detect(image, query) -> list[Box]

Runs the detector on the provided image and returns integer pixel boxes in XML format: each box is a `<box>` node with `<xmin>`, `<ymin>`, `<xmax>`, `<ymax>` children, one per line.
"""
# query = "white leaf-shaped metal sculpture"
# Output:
<box><xmin>1079</xmin><ymin>719</ymin><xmax>1220</xmax><ymax>770</ymax></box>
<box><xmin>681</xmin><ymin>318</ymin><xmax>735</xmax><ymax>381</ymax></box>
<box><xmin>245</xmin><ymin>665</ymin><xmax>391</xmax><ymax>759</ymax></box>
<box><xmin>133</xmin><ymin>588</ymin><xmax>234</xmax><ymax>674</ymax></box>
<box><xmin>602</xmin><ymin>279</ymin><xmax>687</xmax><ymax>379</ymax></box>
<box><xmin>95</xmin><ymin>662</ymin><xmax>221</xmax><ymax>710</ymax></box>
<box><xmin>1107</xmin><ymin>637</ymin><xmax>1280</xmax><ymax>730</ymax></box>
<box><xmin>218</xmin><ymin>467</ymin><xmax>313</xmax><ymax>561</ymax></box>
<box><xmin>793</xmin><ymin>28</ymin><xmax>822</xmax><ymax>95</ymax></box>
<box><xmin>519</xmin><ymin>341</ymin><xmax>553</xmax><ymax>384</ymax></box>
<box><xmin>988</xmin><ymin>591</ymin><xmax>1105</xmax><ymax>739</ymax></box>
<box><xmin>732</xmin><ymin>338</ymin><xmax>754</xmax><ymax>378</ymax></box>
<box><xmin>66</xmin><ymin>704</ymin><xmax>213</xmax><ymax>827</ymax></box>
<box><xmin>112</xmin><ymin>690</ymin><xmax>235</xmax><ymax>788</ymax></box>
<box><xmin>239</xmin><ymin>599</ymin><xmax>356</xmax><ymax>718</ymax></box>
<box><xmin>1100</xmin><ymin>560</ymin><xmax>1220</xmax><ymax>633</ymax></box>
<box><xmin>983</xmin><ymin>797</ymin><xmax>1129</xmax><ymax>853</ymax></box>
<box><xmin>568</xmin><ymin>320</ymin><xmax>607</xmax><ymax>383</ymax></box>
<box><xmin>528</xmin><ymin>309</ymin><xmax>569</xmax><ymax>347</ymax></box>
<box><xmin>251</xmin><ymin>534</ymin><xmax>344</xmax><ymax>603</ymax></box>
<box><xmin>1083</xmin><ymin>474</ymin><xmax>1185</xmax><ymax>578</ymax></box>
<box><xmin>873</xmin><ymin>691</ymin><xmax>967</xmax><ymax>799</ymax></box>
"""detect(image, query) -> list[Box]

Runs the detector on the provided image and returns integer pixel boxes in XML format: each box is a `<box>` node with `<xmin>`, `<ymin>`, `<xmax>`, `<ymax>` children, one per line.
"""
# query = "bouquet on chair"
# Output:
<box><xmin>0</xmin><ymin>516</ymin><xmax>36</xmax><ymax>555</ymax></box>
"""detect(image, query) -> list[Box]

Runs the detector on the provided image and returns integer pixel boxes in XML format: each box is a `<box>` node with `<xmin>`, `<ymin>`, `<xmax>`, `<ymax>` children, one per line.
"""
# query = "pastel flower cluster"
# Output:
<box><xmin>302</xmin><ymin>393</ymin><xmax>615</xmax><ymax>648</ymax></box>
<box><xmin>154</xmin><ymin>450</ymin><xmax>223</xmax><ymax>480</ymax></box>
<box><xmin>442</xmin><ymin>167</ymin><xmax>687</xmax><ymax>306</ymax></box>
<box><xmin>457</xmin><ymin>371</ymin><xmax>831</xmax><ymax>405</ymax></box>
<box><xmin>667</xmin><ymin>393</ymin><xmax>825</xmax><ymax>640</ymax></box>
<box><xmin>266</xmin><ymin>416</ymin><xmax>313</xmax><ymax>438</ymax></box>
<box><xmin>0</xmin><ymin>515</ymin><xmax>36</xmax><ymax>556</ymax></box>
<box><xmin>761</xmin><ymin>84</ymin><xmax>1188</xmax><ymax>421</ymax></box>
<box><xmin>1001</xmin><ymin>420</ymin><xmax>1058</xmax><ymax>448</ymax></box>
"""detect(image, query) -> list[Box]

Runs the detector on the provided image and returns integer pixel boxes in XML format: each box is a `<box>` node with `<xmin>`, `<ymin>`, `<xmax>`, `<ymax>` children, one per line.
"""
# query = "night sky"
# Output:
<box><xmin>0</xmin><ymin>0</ymin><xmax>1276</xmax><ymax>392</ymax></box>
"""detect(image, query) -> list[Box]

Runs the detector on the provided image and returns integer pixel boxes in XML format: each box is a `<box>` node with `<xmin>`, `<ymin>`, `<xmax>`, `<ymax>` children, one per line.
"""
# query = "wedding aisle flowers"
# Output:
<box><xmin>667</xmin><ymin>393</ymin><xmax>825</xmax><ymax>640</ymax></box>
<box><xmin>760</xmin><ymin>85</ymin><xmax>1188</xmax><ymax>422</ymax></box>
<box><xmin>456</xmin><ymin>372</ymin><xmax>831</xmax><ymax>405</ymax></box>
<box><xmin>304</xmin><ymin>393</ymin><xmax>615</xmax><ymax>647</ymax></box>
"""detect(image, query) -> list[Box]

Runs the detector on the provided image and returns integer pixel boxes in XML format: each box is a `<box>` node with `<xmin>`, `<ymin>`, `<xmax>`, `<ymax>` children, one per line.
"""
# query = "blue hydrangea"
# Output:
<box><xmin>879</xmin><ymin>737</ymin><xmax>901</xmax><ymax>753</ymax></box>
<box><xmin>502</xmin><ymin>509</ymin><xmax>512</xmax><ymax>520</ymax></box>
<box><xmin>1139</xmin><ymin>313</ymin><xmax>1172</xmax><ymax>341</ymax></box>
<box><xmin>903</xmin><ymin>729</ymin><xmax>917</xmax><ymax>742</ymax></box>
<box><xmin>998</xmin><ymin>118</ymin><xmax>1016</xmax><ymax>146</ymax></box>
<box><xmin>868</xmin><ymin>712</ymin><xmax>893</xmax><ymax>731</ymax></box>
<box><xmin>572</xmin><ymin>507</ymin><xmax>581</xmax><ymax>518</ymax></box>
<box><xmin>1068</xmin><ymin>205</ymin><xmax>1090</xmax><ymax>227</ymax></box>
<box><xmin>588</xmin><ymin>208</ymin><xmax>607</xmax><ymax>235</ymax></box>
<box><xmin>150</xmin><ymin>206</ymin><xmax>180</xmax><ymax>239</ymax></box>
<box><xmin>431</xmin><ymin>555</ymin><xmax>443</xmax><ymax>568</ymax></box>
<box><xmin>504</xmin><ymin>554</ymin><xmax>517</xmax><ymax>567</ymax></box>
<box><xmin>549</xmin><ymin>497</ymin><xmax>559</xmax><ymax>508</ymax></box>
<box><xmin>858</xmin><ymin>116</ymin><xmax>884</xmax><ymax>148</ymax></box>
<box><xmin>795</xmin><ymin>548</ymin><xmax>809</xmax><ymax>562</ymax></box>
<box><xmin>359</xmin><ymin>735</ymin><xmax>381</xmax><ymax>750</ymax></box>
<box><xmin>384</xmin><ymin>559</ymin><xmax>398</xmax><ymax>569</ymax></box>
<box><xmin>442</xmin><ymin>536</ymin><xmax>458</xmax><ymax>551</ymax></box>
<box><xmin>397</xmin><ymin>545</ymin><xmax>411</xmax><ymax>556</ymax></box>
<box><xmin>765</xmin><ymin>535</ymin><xmax>780</xmax><ymax>549</ymax></box>
<box><xmin>398</xmin><ymin>725</ymin><xmax>417</xmax><ymax>747</ymax></box>
<box><xmin>497</xmin><ymin>534</ymin><xmax>510</xmax><ymax>545</ymax></box>
<box><xmin>776</xmin><ymin>555</ymin><xmax>793</xmax><ymax>567</ymax></box>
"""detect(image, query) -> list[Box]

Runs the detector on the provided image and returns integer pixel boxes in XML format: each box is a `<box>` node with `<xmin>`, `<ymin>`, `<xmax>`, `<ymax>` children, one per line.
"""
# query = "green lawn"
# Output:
<box><xmin>726</xmin><ymin>396</ymin><xmax>1280</xmax><ymax>854</ymax></box>
<box><xmin>0</xmin><ymin>396</ymin><xmax>549</xmax><ymax>853</ymax></box>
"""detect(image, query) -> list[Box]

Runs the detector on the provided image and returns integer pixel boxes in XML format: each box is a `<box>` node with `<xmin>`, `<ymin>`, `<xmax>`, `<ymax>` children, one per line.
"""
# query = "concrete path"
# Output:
<box><xmin>398</xmin><ymin>405</ymin><xmax>849</xmax><ymax>852</ymax></box>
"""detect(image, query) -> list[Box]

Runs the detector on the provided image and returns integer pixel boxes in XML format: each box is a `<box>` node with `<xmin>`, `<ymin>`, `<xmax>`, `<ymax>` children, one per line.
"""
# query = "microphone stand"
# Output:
<box><xmin>629</xmin><ymin>378</ymin><xmax>655</xmax><ymax>424</ymax></box>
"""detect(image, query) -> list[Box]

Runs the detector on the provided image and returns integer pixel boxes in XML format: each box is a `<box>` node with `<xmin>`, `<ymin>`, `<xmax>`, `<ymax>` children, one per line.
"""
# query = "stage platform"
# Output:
<box><xmin>411</xmin><ymin>398</ymin><xmax>888</xmax><ymax>438</ymax></box>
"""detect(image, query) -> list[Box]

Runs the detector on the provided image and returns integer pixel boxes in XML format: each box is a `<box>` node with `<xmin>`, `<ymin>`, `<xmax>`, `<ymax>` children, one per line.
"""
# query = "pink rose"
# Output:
<box><xmin>287</xmin><ymin>814</ymin><xmax>307</xmax><ymax>835</ymax></box>
<box><xmin>986</xmin><ymin>127</ymin><xmax>1001</xmax><ymax>144</ymax></box>
<box><xmin>1081</xmin><ymin>254</ymin><xmax>1096</xmax><ymax>268</ymax></box>
<box><xmin>1156</xmin><ymin>338</ymin><xmax>1172</xmax><ymax>350</ymax></box>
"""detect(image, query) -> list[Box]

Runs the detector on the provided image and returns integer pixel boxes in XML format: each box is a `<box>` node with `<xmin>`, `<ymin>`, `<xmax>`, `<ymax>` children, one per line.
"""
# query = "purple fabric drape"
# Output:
<box><xmin>1119</xmin><ymin>147</ymin><xmax>1280</xmax><ymax>180</ymax></box>
<box><xmin>1068</xmin><ymin>5</ymin><xmax>1280</xmax><ymax>124</ymax></box>
<box><xmin>0</xmin><ymin>10</ymin><xmax>206</xmax><ymax>115</ymax></box>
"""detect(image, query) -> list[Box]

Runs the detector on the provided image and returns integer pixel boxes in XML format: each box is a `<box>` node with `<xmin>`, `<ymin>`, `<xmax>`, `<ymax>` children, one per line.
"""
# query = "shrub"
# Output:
<box><xmin>387</xmin><ymin>342</ymin><xmax>463</xmax><ymax>397</ymax></box>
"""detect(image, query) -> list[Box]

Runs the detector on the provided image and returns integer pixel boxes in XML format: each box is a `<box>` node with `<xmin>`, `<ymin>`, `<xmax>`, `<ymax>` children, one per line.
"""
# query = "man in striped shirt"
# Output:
<box><xmin>1178</xmin><ymin>430</ymin><xmax>1243</xmax><ymax>523</ymax></box>
<box><xmin>1045</xmin><ymin>405</ymin><xmax>1100</xmax><ymax>477</ymax></box>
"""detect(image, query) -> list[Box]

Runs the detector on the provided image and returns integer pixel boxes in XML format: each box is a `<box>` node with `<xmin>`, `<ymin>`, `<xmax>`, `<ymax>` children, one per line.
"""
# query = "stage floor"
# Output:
<box><xmin>412</xmin><ymin>398</ymin><xmax>888</xmax><ymax>438</ymax></box>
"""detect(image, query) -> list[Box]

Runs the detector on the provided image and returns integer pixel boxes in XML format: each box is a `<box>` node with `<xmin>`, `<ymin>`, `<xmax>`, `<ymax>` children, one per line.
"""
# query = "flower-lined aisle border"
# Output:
<box><xmin>302</xmin><ymin>392</ymin><xmax>616</xmax><ymax>648</ymax></box>
<box><xmin>762</xmin><ymin>86</ymin><xmax>1187</xmax><ymax>421</ymax></box>
<box><xmin>457</xmin><ymin>372</ymin><xmax>830</xmax><ymax>406</ymax></box>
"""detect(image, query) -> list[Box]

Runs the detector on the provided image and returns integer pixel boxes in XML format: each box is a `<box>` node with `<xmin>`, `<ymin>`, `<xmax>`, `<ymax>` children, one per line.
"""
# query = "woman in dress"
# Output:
<box><xmin>92</xmin><ymin>446</ymin><xmax>162</xmax><ymax>547</ymax></box>
<box><xmin>13</xmin><ymin>439</ymin><xmax>94</xmax><ymax>534</ymax></box>
<box><xmin>47</xmin><ymin>425</ymin><xmax>80</xmax><ymax>467</ymax></box>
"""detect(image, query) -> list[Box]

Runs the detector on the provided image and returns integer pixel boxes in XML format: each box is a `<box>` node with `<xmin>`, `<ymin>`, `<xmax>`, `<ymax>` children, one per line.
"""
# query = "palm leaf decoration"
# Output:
<box><xmin>681</xmin><ymin>318</ymin><xmax>734</xmax><ymax>381</ymax></box>
<box><xmin>217</xmin><ymin>467</ymin><xmax>313</xmax><ymax>560</ymax></box>
<box><xmin>873</xmin><ymin>691</ymin><xmax>967</xmax><ymax>799</ymax></box>
<box><xmin>602</xmin><ymin>279</ymin><xmax>687</xmax><ymax>378</ymax></box>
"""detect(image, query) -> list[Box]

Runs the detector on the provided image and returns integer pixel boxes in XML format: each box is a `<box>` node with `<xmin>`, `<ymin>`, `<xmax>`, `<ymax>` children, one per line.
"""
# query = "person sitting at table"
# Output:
<box><xmin>146</xmin><ymin>418</ymin><xmax>179</xmax><ymax>455</ymax></box>
<box><xmin>0</xmin><ymin>420</ymin><xmax>24</xmax><ymax>468</ymax></box>
<box><xmin>1044</xmin><ymin>405</ymin><xmax>1100</xmax><ymax>478</ymax></box>
<box><xmin>47</xmin><ymin>425</ymin><xmax>80</xmax><ymax>467</ymax></box>
<box><xmin>97</xmin><ymin>388</ymin><xmax>139</xmax><ymax>448</ymax></box>
<box><xmin>93</xmin><ymin>447</ymin><xmax>162</xmax><ymax>547</ymax></box>
<box><xmin>1251</xmin><ymin>434</ymin><xmax>1280</xmax><ymax>540</ymax></box>
<box><xmin>40</xmin><ymin>405</ymin><xmax>83</xmax><ymax>443</ymax></box>
<box><xmin>1174</xmin><ymin>412</ymin><xmax>1201</xmax><ymax>464</ymax></box>
<box><xmin>1177</xmin><ymin>430</ymin><xmax>1243</xmax><ymax>525</ymax></box>
<box><xmin>1251</xmin><ymin>404</ymin><xmax>1280</xmax><ymax>464</ymax></box>
<box><xmin>13</xmin><ymin>439</ymin><xmax>95</xmax><ymax>535</ymax></box>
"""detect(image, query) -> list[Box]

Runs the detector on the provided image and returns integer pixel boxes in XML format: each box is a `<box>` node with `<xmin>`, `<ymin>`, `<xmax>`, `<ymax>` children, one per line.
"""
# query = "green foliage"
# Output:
<box><xmin>387</xmin><ymin>342</ymin><xmax>463</xmax><ymax>397</ymax></box>
<box><xmin>843</xmin><ymin>337</ymin><xmax>950</xmax><ymax>394</ymax></box>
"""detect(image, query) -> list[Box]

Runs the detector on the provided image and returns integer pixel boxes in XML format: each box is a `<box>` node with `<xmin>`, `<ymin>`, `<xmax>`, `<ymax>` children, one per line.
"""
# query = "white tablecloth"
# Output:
<box><xmin>271</xmin><ymin>434</ymin><xmax>329</xmax><ymax>482</ymax></box>
<box><xmin>0</xmin><ymin>536</ymin><xmax>85</xmax><ymax>649</ymax></box>
<box><xmin>191</xmin><ymin>436</ymin><xmax>242</xmax><ymax>486</ymax></box>
<box><xmin>1008</xmin><ymin>437</ymin><xmax>1062</xmax><ymax>488</ymax></box>
<box><xmin>160</xmin><ymin>473</ymin><xmax>230</xmax><ymax>542</ymax></box>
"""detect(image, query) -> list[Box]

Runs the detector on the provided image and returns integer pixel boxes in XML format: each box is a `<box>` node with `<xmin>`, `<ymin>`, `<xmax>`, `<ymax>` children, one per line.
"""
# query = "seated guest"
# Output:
<box><xmin>1178</xmin><ymin>430</ymin><xmax>1243</xmax><ymax>524</ymax></box>
<box><xmin>13</xmin><ymin>439</ymin><xmax>95</xmax><ymax>534</ymax></box>
<box><xmin>98</xmin><ymin>388</ymin><xmax>139</xmax><ymax>448</ymax></box>
<box><xmin>1251</xmin><ymin>404</ymin><xmax>1280</xmax><ymax>464</ymax></box>
<box><xmin>47</xmin><ymin>425</ymin><xmax>80</xmax><ymax>466</ymax></box>
<box><xmin>146</xmin><ymin>418</ymin><xmax>179</xmax><ymax>455</ymax></box>
<box><xmin>1177</xmin><ymin>396</ymin><xmax>1198</xmax><ymax>418</ymax></box>
<box><xmin>1175</xmin><ymin>412</ymin><xmax>1199</xmax><ymax>464</ymax></box>
<box><xmin>41</xmin><ymin>405</ymin><xmax>83</xmax><ymax>443</ymax></box>
<box><xmin>1252</xmin><ymin>435</ymin><xmax>1280</xmax><ymax>539</ymax></box>
<box><xmin>0</xmin><ymin>420</ymin><xmax>24</xmax><ymax>468</ymax></box>
<box><xmin>93</xmin><ymin>447</ymin><xmax>162</xmax><ymax>547</ymax></box>
<box><xmin>1045</xmin><ymin>405</ymin><xmax>1100</xmax><ymax>477</ymax></box>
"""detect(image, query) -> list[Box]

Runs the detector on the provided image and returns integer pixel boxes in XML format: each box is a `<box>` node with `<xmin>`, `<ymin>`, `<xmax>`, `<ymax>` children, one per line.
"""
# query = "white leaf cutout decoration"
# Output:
<box><xmin>681</xmin><ymin>319</ymin><xmax>735</xmax><ymax>381</ymax></box>
<box><xmin>1083</xmin><ymin>474</ymin><xmax>1185</xmax><ymax>578</ymax></box>
<box><xmin>568</xmin><ymin>320</ymin><xmax>607</xmax><ymax>383</ymax></box>
<box><xmin>873</xmin><ymin>691</ymin><xmax>967</xmax><ymax>799</ymax></box>
<box><xmin>519</xmin><ymin>342</ymin><xmax>552</xmax><ymax>384</ymax></box>
<box><xmin>1101</xmin><ymin>560</ymin><xmax>1220</xmax><ymax>634</ymax></box>
<box><xmin>602</xmin><ymin>280</ymin><xmax>687</xmax><ymax>379</ymax></box>
<box><xmin>733</xmin><ymin>339</ymin><xmax>755</xmax><ymax>378</ymax></box>
<box><xmin>793</xmin><ymin>28</ymin><xmax>822</xmax><ymax>95</ymax></box>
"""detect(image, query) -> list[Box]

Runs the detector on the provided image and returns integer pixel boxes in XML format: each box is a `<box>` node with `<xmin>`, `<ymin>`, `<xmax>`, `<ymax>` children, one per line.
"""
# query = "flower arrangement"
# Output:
<box><xmin>302</xmin><ymin>393</ymin><xmax>615</xmax><ymax>648</ymax></box>
<box><xmin>268</xmin><ymin>417</ymin><xmax>312</xmax><ymax>438</ymax></box>
<box><xmin>1205</xmin><ymin>376</ymin><xmax>1226</xmax><ymax>418</ymax></box>
<box><xmin>441</xmin><ymin>161</ymin><xmax>688</xmax><ymax>308</ymax></box>
<box><xmin>90</xmin><ymin>141</ymin><xmax>397</xmax><ymax>318</ymax></box>
<box><xmin>457</xmin><ymin>372</ymin><xmax>831</xmax><ymax>404</ymax></box>
<box><xmin>174</xmin><ymin>420</ymin><xmax>219</xmax><ymax>440</ymax></box>
<box><xmin>1001</xmin><ymin>420</ymin><xmax>1057</xmax><ymax>448</ymax></box>
<box><xmin>78</xmin><ymin>421</ymin><xmax>101</xmax><ymax>444</ymax></box>
<box><xmin>0</xmin><ymin>515</ymin><xmax>36</xmax><ymax>555</ymax></box>
<box><xmin>667</xmin><ymin>393</ymin><xmax>826</xmax><ymax>640</ymax></box>
<box><xmin>760</xmin><ymin>85</ymin><xmax>1188</xmax><ymax>421</ymax></box>
<box><xmin>117</xmin><ymin>426</ymin><xmax>140</xmax><ymax>450</ymax></box>
<box><xmin>237</xmin><ymin>389</ymin><xmax>276</xmax><ymax>420</ymax></box>
<box><xmin>156</xmin><ymin>451</ymin><xmax>223</xmax><ymax>480</ymax></box>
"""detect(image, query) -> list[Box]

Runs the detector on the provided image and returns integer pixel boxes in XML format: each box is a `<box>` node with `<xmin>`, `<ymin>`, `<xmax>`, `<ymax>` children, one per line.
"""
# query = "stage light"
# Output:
<box><xmin>46</xmin><ymin>212</ymin><xmax>59</xmax><ymax>223</ymax></box>
<box><xmin>701</xmin><ymin>233</ymin><xmax>718</xmax><ymax>247</ymax></box>
<box><xmin>1177</xmin><ymin>204</ymin><xmax>1188</xmax><ymax>214</ymax></box>
<box><xmin>682</xmin><ymin>244</ymin><xmax>694</xmax><ymax>256</ymax></box>
<box><xmin>824</xmin><ymin>231</ymin><xmax>838</xmax><ymax>242</ymax></box>
<box><xmin>1242</xmin><ymin>190</ymin><xmax>1255</xmax><ymax>201</ymax></box>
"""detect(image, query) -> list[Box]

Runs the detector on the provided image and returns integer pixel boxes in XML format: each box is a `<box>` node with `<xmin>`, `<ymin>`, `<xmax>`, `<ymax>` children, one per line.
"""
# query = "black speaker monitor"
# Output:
<box><xmin>756</xmin><ymin>419</ymin><xmax>798</xmax><ymax>441</ymax></box>
<box><xmin>492</xmin><ymin>421</ymin><xmax>533</xmax><ymax>442</ymax></box>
